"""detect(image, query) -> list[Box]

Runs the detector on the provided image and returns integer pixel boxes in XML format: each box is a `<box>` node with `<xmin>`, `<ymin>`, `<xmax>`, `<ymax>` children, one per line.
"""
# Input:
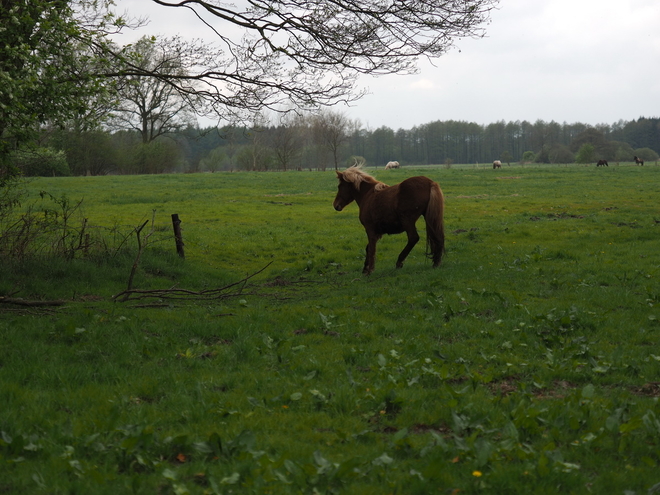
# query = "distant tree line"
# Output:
<box><xmin>17</xmin><ymin>115</ymin><xmax>660</xmax><ymax>176</ymax></box>
<box><xmin>354</xmin><ymin>117</ymin><xmax>660</xmax><ymax>168</ymax></box>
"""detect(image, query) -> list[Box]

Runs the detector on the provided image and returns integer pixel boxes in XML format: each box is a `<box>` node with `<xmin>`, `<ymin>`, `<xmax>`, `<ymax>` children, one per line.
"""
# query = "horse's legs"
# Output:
<box><xmin>362</xmin><ymin>244</ymin><xmax>371</xmax><ymax>274</ymax></box>
<box><xmin>396</xmin><ymin>226</ymin><xmax>420</xmax><ymax>269</ymax></box>
<box><xmin>363</xmin><ymin>233</ymin><xmax>380</xmax><ymax>275</ymax></box>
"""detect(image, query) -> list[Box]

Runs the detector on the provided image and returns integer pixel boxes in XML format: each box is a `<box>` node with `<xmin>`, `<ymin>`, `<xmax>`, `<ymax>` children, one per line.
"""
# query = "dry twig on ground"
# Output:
<box><xmin>113</xmin><ymin>262</ymin><xmax>273</xmax><ymax>303</ymax></box>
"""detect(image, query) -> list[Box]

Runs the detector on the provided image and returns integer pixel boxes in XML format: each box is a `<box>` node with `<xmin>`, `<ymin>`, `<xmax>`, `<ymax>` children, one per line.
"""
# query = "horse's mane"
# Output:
<box><xmin>342</xmin><ymin>166</ymin><xmax>389</xmax><ymax>191</ymax></box>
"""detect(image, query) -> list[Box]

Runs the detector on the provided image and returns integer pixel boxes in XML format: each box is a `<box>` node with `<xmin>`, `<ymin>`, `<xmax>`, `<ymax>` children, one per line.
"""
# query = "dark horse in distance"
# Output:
<box><xmin>596</xmin><ymin>159</ymin><xmax>608</xmax><ymax>167</ymax></box>
<box><xmin>634</xmin><ymin>155</ymin><xmax>644</xmax><ymax>166</ymax></box>
<box><xmin>333</xmin><ymin>166</ymin><xmax>445</xmax><ymax>275</ymax></box>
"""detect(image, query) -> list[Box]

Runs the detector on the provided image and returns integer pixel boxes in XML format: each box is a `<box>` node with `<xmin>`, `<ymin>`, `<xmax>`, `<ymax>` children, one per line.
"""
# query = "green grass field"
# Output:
<box><xmin>1</xmin><ymin>163</ymin><xmax>660</xmax><ymax>494</ymax></box>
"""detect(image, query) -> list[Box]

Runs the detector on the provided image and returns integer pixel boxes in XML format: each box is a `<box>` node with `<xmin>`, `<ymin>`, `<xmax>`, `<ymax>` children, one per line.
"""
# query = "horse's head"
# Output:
<box><xmin>333</xmin><ymin>171</ymin><xmax>355</xmax><ymax>211</ymax></box>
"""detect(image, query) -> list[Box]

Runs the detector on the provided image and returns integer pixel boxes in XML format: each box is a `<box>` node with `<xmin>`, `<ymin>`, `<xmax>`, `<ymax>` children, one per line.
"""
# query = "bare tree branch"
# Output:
<box><xmin>113</xmin><ymin>261</ymin><xmax>274</xmax><ymax>302</ymax></box>
<box><xmin>0</xmin><ymin>296</ymin><xmax>66</xmax><ymax>307</ymax></box>
<box><xmin>102</xmin><ymin>0</ymin><xmax>498</xmax><ymax>123</ymax></box>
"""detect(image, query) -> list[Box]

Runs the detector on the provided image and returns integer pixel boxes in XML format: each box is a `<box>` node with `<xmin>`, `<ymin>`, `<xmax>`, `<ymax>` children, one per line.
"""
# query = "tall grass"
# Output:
<box><xmin>1</xmin><ymin>164</ymin><xmax>659</xmax><ymax>493</ymax></box>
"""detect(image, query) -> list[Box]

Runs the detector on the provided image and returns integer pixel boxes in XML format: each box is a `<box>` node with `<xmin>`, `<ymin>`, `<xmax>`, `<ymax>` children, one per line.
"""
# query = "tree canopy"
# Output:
<box><xmin>0</xmin><ymin>0</ymin><xmax>120</xmax><ymax>180</ymax></box>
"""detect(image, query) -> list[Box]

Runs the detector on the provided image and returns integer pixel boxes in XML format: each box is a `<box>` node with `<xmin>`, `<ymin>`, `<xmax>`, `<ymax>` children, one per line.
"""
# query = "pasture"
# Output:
<box><xmin>1</xmin><ymin>163</ymin><xmax>660</xmax><ymax>494</ymax></box>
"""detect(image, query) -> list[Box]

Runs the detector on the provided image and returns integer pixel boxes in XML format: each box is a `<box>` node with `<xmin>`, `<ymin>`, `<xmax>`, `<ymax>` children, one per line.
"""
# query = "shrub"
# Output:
<box><xmin>613</xmin><ymin>142</ymin><xmax>635</xmax><ymax>163</ymax></box>
<box><xmin>575</xmin><ymin>143</ymin><xmax>596</xmax><ymax>164</ymax></box>
<box><xmin>535</xmin><ymin>146</ymin><xmax>550</xmax><ymax>164</ymax></box>
<box><xmin>521</xmin><ymin>150</ymin><xmax>536</xmax><ymax>163</ymax></box>
<box><xmin>200</xmin><ymin>146</ymin><xmax>228</xmax><ymax>172</ymax></box>
<box><xmin>548</xmin><ymin>144</ymin><xmax>575</xmax><ymax>164</ymax></box>
<box><xmin>634</xmin><ymin>147</ymin><xmax>659</xmax><ymax>162</ymax></box>
<box><xmin>10</xmin><ymin>147</ymin><xmax>70</xmax><ymax>177</ymax></box>
<box><xmin>48</xmin><ymin>129</ymin><xmax>118</xmax><ymax>176</ymax></box>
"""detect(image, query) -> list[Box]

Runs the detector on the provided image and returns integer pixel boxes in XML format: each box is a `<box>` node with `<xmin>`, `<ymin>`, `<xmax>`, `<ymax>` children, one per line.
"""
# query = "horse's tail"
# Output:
<box><xmin>425</xmin><ymin>181</ymin><xmax>445</xmax><ymax>267</ymax></box>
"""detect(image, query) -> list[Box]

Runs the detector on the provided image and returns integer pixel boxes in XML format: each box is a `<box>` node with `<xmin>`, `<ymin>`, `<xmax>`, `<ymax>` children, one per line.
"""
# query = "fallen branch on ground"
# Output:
<box><xmin>0</xmin><ymin>296</ymin><xmax>67</xmax><ymax>307</ymax></box>
<box><xmin>112</xmin><ymin>262</ymin><xmax>273</xmax><ymax>303</ymax></box>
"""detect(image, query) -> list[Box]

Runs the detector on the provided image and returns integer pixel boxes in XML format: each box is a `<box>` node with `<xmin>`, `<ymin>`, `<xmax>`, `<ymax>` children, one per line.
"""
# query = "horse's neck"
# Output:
<box><xmin>354</xmin><ymin>182</ymin><xmax>378</xmax><ymax>207</ymax></box>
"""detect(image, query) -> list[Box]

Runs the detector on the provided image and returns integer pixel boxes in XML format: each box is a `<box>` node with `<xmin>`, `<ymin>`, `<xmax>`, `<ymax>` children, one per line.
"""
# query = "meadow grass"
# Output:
<box><xmin>1</xmin><ymin>163</ymin><xmax>660</xmax><ymax>493</ymax></box>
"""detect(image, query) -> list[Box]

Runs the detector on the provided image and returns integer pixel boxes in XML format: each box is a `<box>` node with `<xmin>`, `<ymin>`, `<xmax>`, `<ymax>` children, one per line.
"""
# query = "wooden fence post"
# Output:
<box><xmin>171</xmin><ymin>214</ymin><xmax>185</xmax><ymax>259</ymax></box>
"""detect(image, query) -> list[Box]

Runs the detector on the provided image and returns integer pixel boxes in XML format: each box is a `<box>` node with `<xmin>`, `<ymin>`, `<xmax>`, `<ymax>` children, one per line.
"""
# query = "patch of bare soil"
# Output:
<box><xmin>533</xmin><ymin>380</ymin><xmax>578</xmax><ymax>400</ymax></box>
<box><xmin>631</xmin><ymin>382</ymin><xmax>660</xmax><ymax>397</ymax></box>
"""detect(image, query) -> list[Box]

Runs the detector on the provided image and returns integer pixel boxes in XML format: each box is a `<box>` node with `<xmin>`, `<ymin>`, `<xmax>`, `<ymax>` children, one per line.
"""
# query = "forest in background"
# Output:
<box><xmin>12</xmin><ymin>115</ymin><xmax>660</xmax><ymax>177</ymax></box>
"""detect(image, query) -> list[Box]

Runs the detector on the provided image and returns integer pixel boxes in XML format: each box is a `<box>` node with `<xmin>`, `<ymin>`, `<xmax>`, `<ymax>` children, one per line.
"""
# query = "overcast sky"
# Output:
<box><xmin>114</xmin><ymin>0</ymin><xmax>660</xmax><ymax>130</ymax></box>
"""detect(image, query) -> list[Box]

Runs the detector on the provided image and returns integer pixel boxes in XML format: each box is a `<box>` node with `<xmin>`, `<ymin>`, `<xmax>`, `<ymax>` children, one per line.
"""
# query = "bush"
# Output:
<box><xmin>521</xmin><ymin>151</ymin><xmax>536</xmax><ymax>163</ymax></box>
<box><xmin>549</xmin><ymin>145</ymin><xmax>575</xmax><ymax>164</ymax></box>
<box><xmin>200</xmin><ymin>146</ymin><xmax>228</xmax><ymax>172</ymax></box>
<box><xmin>613</xmin><ymin>142</ymin><xmax>635</xmax><ymax>163</ymax></box>
<box><xmin>128</xmin><ymin>141</ymin><xmax>182</xmax><ymax>174</ymax></box>
<box><xmin>575</xmin><ymin>143</ymin><xmax>596</xmax><ymax>164</ymax></box>
<box><xmin>634</xmin><ymin>147</ymin><xmax>659</xmax><ymax>162</ymax></box>
<box><xmin>48</xmin><ymin>129</ymin><xmax>118</xmax><ymax>176</ymax></box>
<box><xmin>10</xmin><ymin>147</ymin><xmax>70</xmax><ymax>177</ymax></box>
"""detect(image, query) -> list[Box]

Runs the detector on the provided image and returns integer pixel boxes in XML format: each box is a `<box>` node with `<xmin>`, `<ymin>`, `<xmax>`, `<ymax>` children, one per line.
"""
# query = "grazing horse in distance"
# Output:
<box><xmin>333</xmin><ymin>166</ymin><xmax>445</xmax><ymax>275</ymax></box>
<box><xmin>634</xmin><ymin>156</ymin><xmax>644</xmax><ymax>166</ymax></box>
<box><xmin>596</xmin><ymin>159</ymin><xmax>608</xmax><ymax>167</ymax></box>
<box><xmin>385</xmin><ymin>161</ymin><xmax>400</xmax><ymax>170</ymax></box>
<box><xmin>493</xmin><ymin>160</ymin><xmax>502</xmax><ymax>169</ymax></box>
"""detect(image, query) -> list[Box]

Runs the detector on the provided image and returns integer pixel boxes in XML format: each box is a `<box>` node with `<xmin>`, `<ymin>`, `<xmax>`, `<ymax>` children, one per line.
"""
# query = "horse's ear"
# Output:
<box><xmin>336</xmin><ymin>171</ymin><xmax>344</xmax><ymax>180</ymax></box>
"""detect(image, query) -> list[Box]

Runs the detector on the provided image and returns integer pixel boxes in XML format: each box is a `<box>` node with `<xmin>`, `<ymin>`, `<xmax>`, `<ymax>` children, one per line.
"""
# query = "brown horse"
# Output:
<box><xmin>333</xmin><ymin>166</ymin><xmax>445</xmax><ymax>275</ymax></box>
<box><xmin>596</xmin><ymin>159</ymin><xmax>608</xmax><ymax>167</ymax></box>
<box><xmin>634</xmin><ymin>155</ymin><xmax>644</xmax><ymax>166</ymax></box>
